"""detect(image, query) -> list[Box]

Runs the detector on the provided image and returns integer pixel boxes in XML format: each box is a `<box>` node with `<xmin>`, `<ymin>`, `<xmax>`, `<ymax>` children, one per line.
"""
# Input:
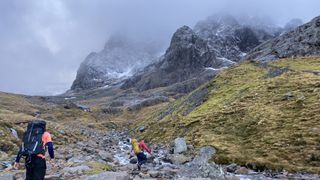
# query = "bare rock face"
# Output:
<box><xmin>121</xmin><ymin>26</ymin><xmax>233</xmax><ymax>92</ymax></box>
<box><xmin>245</xmin><ymin>16</ymin><xmax>320</xmax><ymax>61</ymax></box>
<box><xmin>194</xmin><ymin>14</ymin><xmax>277</xmax><ymax>62</ymax></box>
<box><xmin>71</xmin><ymin>34</ymin><xmax>160</xmax><ymax>91</ymax></box>
<box><xmin>121</xmin><ymin>14</ymin><xmax>281</xmax><ymax>93</ymax></box>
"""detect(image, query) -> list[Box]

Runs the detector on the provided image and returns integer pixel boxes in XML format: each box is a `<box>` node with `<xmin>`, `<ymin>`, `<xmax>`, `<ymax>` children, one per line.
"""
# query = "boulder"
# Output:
<box><xmin>85</xmin><ymin>172</ymin><xmax>129</xmax><ymax>180</ymax></box>
<box><xmin>174</xmin><ymin>138</ymin><xmax>187</xmax><ymax>154</ymax></box>
<box><xmin>139</xmin><ymin>126</ymin><xmax>145</xmax><ymax>133</ymax></box>
<box><xmin>226</xmin><ymin>163</ymin><xmax>238</xmax><ymax>173</ymax></box>
<box><xmin>167</xmin><ymin>154</ymin><xmax>191</xmax><ymax>165</ymax></box>
<box><xmin>98</xmin><ymin>150</ymin><xmax>113</xmax><ymax>162</ymax></box>
<box><xmin>130</xmin><ymin>157</ymin><xmax>138</xmax><ymax>164</ymax></box>
<box><xmin>192</xmin><ymin>146</ymin><xmax>216</xmax><ymax>165</ymax></box>
<box><xmin>148</xmin><ymin>170</ymin><xmax>160</xmax><ymax>178</ymax></box>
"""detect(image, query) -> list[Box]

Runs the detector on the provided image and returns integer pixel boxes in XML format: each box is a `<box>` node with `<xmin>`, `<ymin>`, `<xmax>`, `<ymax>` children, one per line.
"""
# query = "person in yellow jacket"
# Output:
<box><xmin>131</xmin><ymin>139</ymin><xmax>151</xmax><ymax>170</ymax></box>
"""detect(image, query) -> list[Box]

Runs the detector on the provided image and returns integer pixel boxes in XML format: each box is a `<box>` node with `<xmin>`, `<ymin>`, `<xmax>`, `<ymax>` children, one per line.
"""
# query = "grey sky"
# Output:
<box><xmin>0</xmin><ymin>0</ymin><xmax>319</xmax><ymax>95</ymax></box>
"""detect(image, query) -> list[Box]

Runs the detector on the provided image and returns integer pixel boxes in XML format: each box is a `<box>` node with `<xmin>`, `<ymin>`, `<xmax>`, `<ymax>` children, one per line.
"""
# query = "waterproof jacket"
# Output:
<box><xmin>138</xmin><ymin>140</ymin><xmax>151</xmax><ymax>155</ymax></box>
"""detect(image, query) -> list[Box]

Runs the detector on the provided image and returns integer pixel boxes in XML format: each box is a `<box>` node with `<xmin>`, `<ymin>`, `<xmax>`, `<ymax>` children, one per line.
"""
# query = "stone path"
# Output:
<box><xmin>1</xmin><ymin>127</ymin><xmax>319</xmax><ymax>180</ymax></box>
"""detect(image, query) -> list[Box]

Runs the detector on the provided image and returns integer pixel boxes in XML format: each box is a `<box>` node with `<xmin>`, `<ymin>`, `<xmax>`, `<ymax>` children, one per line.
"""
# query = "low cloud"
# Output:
<box><xmin>0</xmin><ymin>0</ymin><xmax>319</xmax><ymax>95</ymax></box>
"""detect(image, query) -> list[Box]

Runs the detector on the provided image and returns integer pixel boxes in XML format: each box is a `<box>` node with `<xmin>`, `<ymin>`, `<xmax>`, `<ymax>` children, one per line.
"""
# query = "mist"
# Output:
<box><xmin>0</xmin><ymin>0</ymin><xmax>319</xmax><ymax>95</ymax></box>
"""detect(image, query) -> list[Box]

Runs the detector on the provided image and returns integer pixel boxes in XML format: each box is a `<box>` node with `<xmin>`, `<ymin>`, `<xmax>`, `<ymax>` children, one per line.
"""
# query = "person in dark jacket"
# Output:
<box><xmin>14</xmin><ymin>122</ymin><xmax>55</xmax><ymax>180</ymax></box>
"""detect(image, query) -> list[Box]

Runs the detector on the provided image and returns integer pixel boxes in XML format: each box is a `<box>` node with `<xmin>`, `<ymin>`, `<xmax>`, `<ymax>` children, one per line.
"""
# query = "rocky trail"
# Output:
<box><xmin>1</xmin><ymin>126</ymin><xmax>319</xmax><ymax>180</ymax></box>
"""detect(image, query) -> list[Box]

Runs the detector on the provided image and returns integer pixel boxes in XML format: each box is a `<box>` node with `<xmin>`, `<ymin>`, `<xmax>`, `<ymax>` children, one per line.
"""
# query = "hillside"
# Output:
<box><xmin>135</xmin><ymin>56</ymin><xmax>320</xmax><ymax>173</ymax></box>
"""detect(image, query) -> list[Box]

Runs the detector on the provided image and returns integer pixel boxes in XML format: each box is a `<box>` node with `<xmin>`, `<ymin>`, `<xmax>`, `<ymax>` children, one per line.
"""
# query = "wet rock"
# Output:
<box><xmin>85</xmin><ymin>171</ymin><xmax>129</xmax><ymax>180</ymax></box>
<box><xmin>0</xmin><ymin>174</ymin><xmax>16</xmax><ymax>180</ymax></box>
<box><xmin>9</xmin><ymin>128</ymin><xmax>19</xmax><ymax>139</ymax></box>
<box><xmin>98</xmin><ymin>150</ymin><xmax>113</xmax><ymax>162</ymax></box>
<box><xmin>226</xmin><ymin>163</ymin><xmax>238</xmax><ymax>173</ymax></box>
<box><xmin>174</xmin><ymin>138</ymin><xmax>187</xmax><ymax>154</ymax></box>
<box><xmin>0</xmin><ymin>161</ymin><xmax>12</xmax><ymax>169</ymax></box>
<box><xmin>139</xmin><ymin>126</ymin><xmax>145</xmax><ymax>133</ymax></box>
<box><xmin>130</xmin><ymin>157</ymin><xmax>138</xmax><ymax>164</ymax></box>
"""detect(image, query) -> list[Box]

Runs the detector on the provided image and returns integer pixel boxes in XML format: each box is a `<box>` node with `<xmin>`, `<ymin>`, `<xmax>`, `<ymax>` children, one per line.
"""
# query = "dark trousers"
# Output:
<box><xmin>25</xmin><ymin>156</ymin><xmax>46</xmax><ymax>180</ymax></box>
<box><xmin>137</xmin><ymin>152</ymin><xmax>147</xmax><ymax>165</ymax></box>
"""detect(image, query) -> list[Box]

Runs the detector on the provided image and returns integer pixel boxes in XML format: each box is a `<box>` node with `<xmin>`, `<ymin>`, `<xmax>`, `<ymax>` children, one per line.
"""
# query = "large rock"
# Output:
<box><xmin>192</xmin><ymin>146</ymin><xmax>216</xmax><ymax>165</ymax></box>
<box><xmin>174</xmin><ymin>138</ymin><xmax>188</xmax><ymax>154</ymax></box>
<box><xmin>167</xmin><ymin>154</ymin><xmax>191</xmax><ymax>165</ymax></box>
<box><xmin>98</xmin><ymin>150</ymin><xmax>113</xmax><ymax>162</ymax></box>
<box><xmin>176</xmin><ymin>146</ymin><xmax>223</xmax><ymax>178</ymax></box>
<box><xmin>245</xmin><ymin>16</ymin><xmax>320</xmax><ymax>61</ymax></box>
<box><xmin>85</xmin><ymin>172</ymin><xmax>129</xmax><ymax>180</ymax></box>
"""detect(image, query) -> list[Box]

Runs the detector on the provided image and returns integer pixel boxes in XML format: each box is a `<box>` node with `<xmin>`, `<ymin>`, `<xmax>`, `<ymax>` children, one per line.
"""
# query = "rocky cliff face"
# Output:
<box><xmin>121</xmin><ymin>26</ymin><xmax>234</xmax><ymax>92</ymax></box>
<box><xmin>71</xmin><ymin>35</ymin><xmax>161</xmax><ymax>91</ymax></box>
<box><xmin>121</xmin><ymin>14</ymin><xmax>280</xmax><ymax>92</ymax></box>
<box><xmin>245</xmin><ymin>16</ymin><xmax>320</xmax><ymax>61</ymax></box>
<box><xmin>194</xmin><ymin>14</ymin><xmax>278</xmax><ymax>62</ymax></box>
<box><xmin>71</xmin><ymin>14</ymin><xmax>310</xmax><ymax>93</ymax></box>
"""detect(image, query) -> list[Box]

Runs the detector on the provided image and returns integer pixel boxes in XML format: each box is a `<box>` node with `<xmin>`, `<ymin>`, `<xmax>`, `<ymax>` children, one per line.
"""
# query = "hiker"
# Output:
<box><xmin>131</xmin><ymin>139</ymin><xmax>152</xmax><ymax>170</ymax></box>
<box><xmin>13</xmin><ymin>120</ymin><xmax>55</xmax><ymax>180</ymax></box>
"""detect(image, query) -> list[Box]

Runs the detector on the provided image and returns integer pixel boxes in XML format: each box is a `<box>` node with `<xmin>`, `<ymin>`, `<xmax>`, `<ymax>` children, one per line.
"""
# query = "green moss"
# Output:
<box><xmin>272</xmin><ymin>57</ymin><xmax>320</xmax><ymax>71</ymax></box>
<box><xmin>86</xmin><ymin>161</ymin><xmax>112</xmax><ymax>175</ymax></box>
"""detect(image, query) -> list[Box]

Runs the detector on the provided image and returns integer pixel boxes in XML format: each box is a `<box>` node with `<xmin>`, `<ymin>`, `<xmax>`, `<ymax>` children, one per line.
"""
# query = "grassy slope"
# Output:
<box><xmin>137</xmin><ymin>57</ymin><xmax>320</xmax><ymax>173</ymax></box>
<box><xmin>0</xmin><ymin>93</ymin><xmax>104</xmax><ymax>157</ymax></box>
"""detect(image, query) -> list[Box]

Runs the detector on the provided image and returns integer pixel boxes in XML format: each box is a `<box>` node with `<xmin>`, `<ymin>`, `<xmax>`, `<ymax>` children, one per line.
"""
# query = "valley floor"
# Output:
<box><xmin>0</xmin><ymin>57</ymin><xmax>320</xmax><ymax>179</ymax></box>
<box><xmin>1</xmin><ymin>127</ymin><xmax>319</xmax><ymax>180</ymax></box>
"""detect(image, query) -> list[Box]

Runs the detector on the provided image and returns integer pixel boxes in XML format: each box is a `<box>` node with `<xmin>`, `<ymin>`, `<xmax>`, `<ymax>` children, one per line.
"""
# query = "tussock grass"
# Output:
<box><xmin>137</xmin><ymin>57</ymin><xmax>320</xmax><ymax>173</ymax></box>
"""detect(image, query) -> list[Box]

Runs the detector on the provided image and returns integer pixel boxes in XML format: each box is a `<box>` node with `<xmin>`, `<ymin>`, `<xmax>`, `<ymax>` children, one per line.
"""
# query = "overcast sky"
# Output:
<box><xmin>0</xmin><ymin>0</ymin><xmax>319</xmax><ymax>95</ymax></box>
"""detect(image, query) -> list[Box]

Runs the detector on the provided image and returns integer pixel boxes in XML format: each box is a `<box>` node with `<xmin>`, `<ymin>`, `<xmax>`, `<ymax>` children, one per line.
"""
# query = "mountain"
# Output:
<box><xmin>121</xmin><ymin>26</ymin><xmax>234</xmax><ymax>93</ymax></box>
<box><xmin>194</xmin><ymin>14</ymin><xmax>277</xmax><ymax>61</ymax></box>
<box><xmin>71</xmin><ymin>34</ymin><xmax>161</xmax><ymax>91</ymax></box>
<box><xmin>284</xmin><ymin>18</ymin><xmax>304</xmax><ymax>31</ymax></box>
<box><xmin>245</xmin><ymin>16</ymin><xmax>320</xmax><ymax>61</ymax></box>
<box><xmin>121</xmin><ymin>14</ymin><xmax>278</xmax><ymax>93</ymax></box>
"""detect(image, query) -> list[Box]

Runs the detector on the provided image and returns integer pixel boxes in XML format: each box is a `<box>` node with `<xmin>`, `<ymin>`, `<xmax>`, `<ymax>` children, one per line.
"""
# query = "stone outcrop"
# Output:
<box><xmin>245</xmin><ymin>16</ymin><xmax>320</xmax><ymax>61</ymax></box>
